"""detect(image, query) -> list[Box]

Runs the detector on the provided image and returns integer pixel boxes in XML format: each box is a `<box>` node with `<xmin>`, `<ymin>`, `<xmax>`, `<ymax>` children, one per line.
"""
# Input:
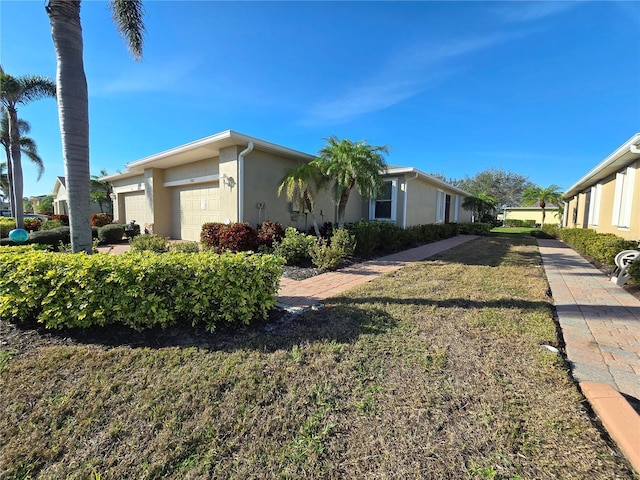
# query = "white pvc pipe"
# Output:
<box><xmin>237</xmin><ymin>142</ymin><xmax>254</xmax><ymax>222</ymax></box>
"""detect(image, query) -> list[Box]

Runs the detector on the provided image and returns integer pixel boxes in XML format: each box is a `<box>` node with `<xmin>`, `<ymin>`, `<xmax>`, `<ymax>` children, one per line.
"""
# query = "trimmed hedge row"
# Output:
<box><xmin>0</xmin><ymin>250</ymin><xmax>283</xmax><ymax>332</ymax></box>
<box><xmin>559</xmin><ymin>228</ymin><xmax>638</xmax><ymax>267</ymax></box>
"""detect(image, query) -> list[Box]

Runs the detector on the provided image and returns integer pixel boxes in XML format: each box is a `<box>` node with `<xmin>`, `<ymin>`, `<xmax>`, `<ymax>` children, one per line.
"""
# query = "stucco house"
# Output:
<box><xmin>102</xmin><ymin>130</ymin><xmax>472</xmax><ymax>241</ymax></box>
<box><xmin>563</xmin><ymin>133</ymin><xmax>640</xmax><ymax>240</ymax></box>
<box><xmin>51</xmin><ymin>176</ymin><xmax>105</xmax><ymax>216</ymax></box>
<box><xmin>500</xmin><ymin>206</ymin><xmax>561</xmax><ymax>226</ymax></box>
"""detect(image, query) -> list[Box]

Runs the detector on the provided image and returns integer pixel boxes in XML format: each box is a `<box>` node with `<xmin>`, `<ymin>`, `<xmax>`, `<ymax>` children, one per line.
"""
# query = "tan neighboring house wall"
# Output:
<box><xmin>503</xmin><ymin>207</ymin><xmax>560</xmax><ymax>225</ymax></box>
<box><xmin>563</xmin><ymin>133</ymin><xmax>640</xmax><ymax>240</ymax></box>
<box><xmin>102</xmin><ymin>130</ymin><xmax>471</xmax><ymax>241</ymax></box>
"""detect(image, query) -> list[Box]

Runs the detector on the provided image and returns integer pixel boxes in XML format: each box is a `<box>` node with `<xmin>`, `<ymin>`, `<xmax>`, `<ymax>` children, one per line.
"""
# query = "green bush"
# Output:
<box><xmin>628</xmin><ymin>260</ymin><xmax>640</xmax><ymax>284</ymax></box>
<box><xmin>0</xmin><ymin>250</ymin><xmax>283</xmax><ymax>332</ymax></box>
<box><xmin>559</xmin><ymin>228</ymin><xmax>638</xmax><ymax>267</ymax></box>
<box><xmin>130</xmin><ymin>234</ymin><xmax>170</xmax><ymax>253</ymax></box>
<box><xmin>170</xmin><ymin>241</ymin><xmax>201</xmax><ymax>253</ymax></box>
<box><xmin>40</xmin><ymin>219</ymin><xmax>64</xmax><ymax>230</ymax></box>
<box><xmin>273</xmin><ymin>227</ymin><xmax>316</xmax><ymax>265</ymax></box>
<box><xmin>456</xmin><ymin>222</ymin><xmax>491</xmax><ymax>235</ymax></box>
<box><xmin>0</xmin><ymin>218</ymin><xmax>15</xmax><ymax>237</ymax></box>
<box><xmin>329</xmin><ymin>228</ymin><xmax>356</xmax><ymax>257</ymax></box>
<box><xmin>309</xmin><ymin>239</ymin><xmax>344</xmax><ymax>272</ymax></box>
<box><xmin>29</xmin><ymin>227</ymin><xmax>71</xmax><ymax>248</ymax></box>
<box><xmin>23</xmin><ymin>218</ymin><xmax>41</xmax><ymax>232</ymax></box>
<box><xmin>98</xmin><ymin>224</ymin><xmax>125</xmax><ymax>244</ymax></box>
<box><xmin>540</xmin><ymin>223</ymin><xmax>560</xmax><ymax>239</ymax></box>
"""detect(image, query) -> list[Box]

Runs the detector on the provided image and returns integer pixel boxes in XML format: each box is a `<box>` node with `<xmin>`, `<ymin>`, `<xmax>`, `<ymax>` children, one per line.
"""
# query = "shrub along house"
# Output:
<box><xmin>563</xmin><ymin>133</ymin><xmax>640</xmax><ymax>240</ymax></box>
<box><xmin>101</xmin><ymin>130</ymin><xmax>472</xmax><ymax>241</ymax></box>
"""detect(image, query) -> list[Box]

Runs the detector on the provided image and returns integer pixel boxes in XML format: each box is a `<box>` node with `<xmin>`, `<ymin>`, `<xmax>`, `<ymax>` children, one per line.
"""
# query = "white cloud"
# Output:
<box><xmin>302</xmin><ymin>33</ymin><xmax>517</xmax><ymax>125</ymax></box>
<box><xmin>493</xmin><ymin>2</ymin><xmax>580</xmax><ymax>23</ymax></box>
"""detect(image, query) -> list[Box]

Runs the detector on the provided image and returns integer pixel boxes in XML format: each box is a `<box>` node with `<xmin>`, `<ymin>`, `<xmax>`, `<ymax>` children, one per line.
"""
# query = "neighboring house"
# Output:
<box><xmin>51</xmin><ymin>176</ymin><xmax>104</xmax><ymax>216</ymax></box>
<box><xmin>500</xmin><ymin>206</ymin><xmax>560</xmax><ymax>226</ymax></box>
<box><xmin>102</xmin><ymin>130</ymin><xmax>472</xmax><ymax>241</ymax></box>
<box><xmin>563</xmin><ymin>133</ymin><xmax>640</xmax><ymax>240</ymax></box>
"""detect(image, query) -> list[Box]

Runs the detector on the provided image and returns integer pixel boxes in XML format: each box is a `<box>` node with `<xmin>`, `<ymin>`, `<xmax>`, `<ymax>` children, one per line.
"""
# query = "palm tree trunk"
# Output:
<box><xmin>337</xmin><ymin>185</ymin><xmax>352</xmax><ymax>229</ymax></box>
<box><xmin>3</xmin><ymin>145</ymin><xmax>15</xmax><ymax>217</ymax></box>
<box><xmin>304</xmin><ymin>192</ymin><xmax>321</xmax><ymax>237</ymax></box>
<box><xmin>7</xmin><ymin>107</ymin><xmax>24</xmax><ymax>230</ymax></box>
<box><xmin>47</xmin><ymin>0</ymin><xmax>92</xmax><ymax>253</ymax></box>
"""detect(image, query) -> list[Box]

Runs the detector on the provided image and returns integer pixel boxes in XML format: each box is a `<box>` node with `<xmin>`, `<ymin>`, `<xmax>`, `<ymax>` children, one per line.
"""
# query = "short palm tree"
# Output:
<box><xmin>0</xmin><ymin>67</ymin><xmax>55</xmax><ymax>229</ymax></box>
<box><xmin>315</xmin><ymin>136</ymin><xmax>389</xmax><ymax>228</ymax></box>
<box><xmin>90</xmin><ymin>168</ymin><xmax>113</xmax><ymax>214</ymax></box>
<box><xmin>521</xmin><ymin>184</ymin><xmax>563</xmax><ymax>224</ymax></box>
<box><xmin>0</xmin><ymin>109</ymin><xmax>46</xmax><ymax>217</ymax></box>
<box><xmin>278</xmin><ymin>162</ymin><xmax>326</xmax><ymax>237</ymax></box>
<box><xmin>462</xmin><ymin>192</ymin><xmax>497</xmax><ymax>222</ymax></box>
<box><xmin>46</xmin><ymin>0</ymin><xmax>145</xmax><ymax>252</ymax></box>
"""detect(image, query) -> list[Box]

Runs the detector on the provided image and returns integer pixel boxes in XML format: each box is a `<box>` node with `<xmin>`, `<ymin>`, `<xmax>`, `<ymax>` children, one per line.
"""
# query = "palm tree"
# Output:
<box><xmin>315</xmin><ymin>136</ymin><xmax>389</xmax><ymax>228</ymax></box>
<box><xmin>90</xmin><ymin>169</ymin><xmax>113</xmax><ymax>214</ymax></box>
<box><xmin>278</xmin><ymin>162</ymin><xmax>326</xmax><ymax>237</ymax></box>
<box><xmin>521</xmin><ymin>184</ymin><xmax>563</xmax><ymax>225</ymax></box>
<box><xmin>0</xmin><ymin>109</ymin><xmax>46</xmax><ymax>217</ymax></box>
<box><xmin>462</xmin><ymin>192</ymin><xmax>497</xmax><ymax>222</ymax></box>
<box><xmin>46</xmin><ymin>0</ymin><xmax>145</xmax><ymax>253</ymax></box>
<box><xmin>0</xmin><ymin>67</ymin><xmax>55</xmax><ymax>229</ymax></box>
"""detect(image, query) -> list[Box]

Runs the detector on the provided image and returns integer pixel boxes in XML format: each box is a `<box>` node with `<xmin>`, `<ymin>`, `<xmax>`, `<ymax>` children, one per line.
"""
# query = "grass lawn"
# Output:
<box><xmin>0</xmin><ymin>236</ymin><xmax>635</xmax><ymax>479</ymax></box>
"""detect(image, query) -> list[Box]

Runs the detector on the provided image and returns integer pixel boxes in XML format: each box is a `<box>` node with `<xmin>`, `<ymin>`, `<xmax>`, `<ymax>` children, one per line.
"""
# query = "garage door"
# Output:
<box><xmin>122</xmin><ymin>191</ymin><xmax>146</xmax><ymax>225</ymax></box>
<box><xmin>171</xmin><ymin>183</ymin><xmax>220</xmax><ymax>240</ymax></box>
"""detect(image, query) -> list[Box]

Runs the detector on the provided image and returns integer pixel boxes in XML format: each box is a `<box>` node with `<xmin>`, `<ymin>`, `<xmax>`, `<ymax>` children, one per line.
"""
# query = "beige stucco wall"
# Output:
<box><xmin>144</xmin><ymin>168</ymin><xmax>171</xmax><ymax>237</ymax></box>
<box><xmin>164</xmin><ymin>158</ymin><xmax>218</xmax><ymax>183</ymax></box>
<box><xmin>505</xmin><ymin>208</ymin><xmax>560</xmax><ymax>225</ymax></box>
<box><xmin>402</xmin><ymin>176</ymin><xmax>471</xmax><ymax>226</ymax></box>
<box><xmin>218</xmin><ymin>146</ymin><xmax>241</xmax><ymax>224</ymax></box>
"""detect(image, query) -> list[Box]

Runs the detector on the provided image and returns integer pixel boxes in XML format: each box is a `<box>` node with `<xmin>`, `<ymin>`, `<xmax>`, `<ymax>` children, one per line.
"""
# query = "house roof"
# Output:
<box><xmin>51</xmin><ymin>176</ymin><xmax>66</xmax><ymax>196</ymax></box>
<box><xmin>564</xmin><ymin>133</ymin><xmax>640</xmax><ymax>199</ymax></box>
<box><xmin>101</xmin><ymin>130</ymin><xmax>316</xmax><ymax>182</ymax></box>
<box><xmin>384</xmin><ymin>167</ymin><xmax>471</xmax><ymax>197</ymax></box>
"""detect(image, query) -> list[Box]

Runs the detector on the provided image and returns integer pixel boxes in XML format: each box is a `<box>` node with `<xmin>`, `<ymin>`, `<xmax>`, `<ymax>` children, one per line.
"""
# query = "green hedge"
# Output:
<box><xmin>0</xmin><ymin>250</ymin><xmax>283</xmax><ymax>332</ymax></box>
<box><xmin>456</xmin><ymin>222</ymin><xmax>492</xmax><ymax>235</ymax></box>
<box><xmin>559</xmin><ymin>228</ymin><xmax>638</xmax><ymax>267</ymax></box>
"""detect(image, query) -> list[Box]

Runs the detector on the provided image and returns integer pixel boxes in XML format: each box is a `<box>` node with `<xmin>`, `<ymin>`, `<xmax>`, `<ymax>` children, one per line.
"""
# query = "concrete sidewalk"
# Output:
<box><xmin>538</xmin><ymin>238</ymin><xmax>640</xmax><ymax>471</ymax></box>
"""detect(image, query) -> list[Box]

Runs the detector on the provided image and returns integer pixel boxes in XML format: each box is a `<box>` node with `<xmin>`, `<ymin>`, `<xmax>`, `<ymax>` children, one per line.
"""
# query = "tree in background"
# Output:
<box><xmin>278</xmin><ymin>162</ymin><xmax>326</xmax><ymax>237</ymax></box>
<box><xmin>521</xmin><ymin>184</ymin><xmax>563</xmax><ymax>225</ymax></box>
<box><xmin>1</xmin><ymin>109</ymin><xmax>46</xmax><ymax>216</ymax></box>
<box><xmin>38</xmin><ymin>195</ymin><xmax>54</xmax><ymax>215</ymax></box>
<box><xmin>90</xmin><ymin>169</ymin><xmax>113</xmax><ymax>214</ymax></box>
<box><xmin>315</xmin><ymin>136</ymin><xmax>389</xmax><ymax>228</ymax></box>
<box><xmin>452</xmin><ymin>168</ymin><xmax>533</xmax><ymax>208</ymax></box>
<box><xmin>0</xmin><ymin>67</ymin><xmax>55</xmax><ymax>229</ymax></box>
<box><xmin>46</xmin><ymin>0</ymin><xmax>145</xmax><ymax>252</ymax></box>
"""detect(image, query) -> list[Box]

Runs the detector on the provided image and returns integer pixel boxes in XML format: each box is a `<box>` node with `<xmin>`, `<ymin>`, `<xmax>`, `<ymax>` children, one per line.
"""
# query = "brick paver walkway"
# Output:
<box><xmin>537</xmin><ymin>239</ymin><xmax>640</xmax><ymax>400</ymax></box>
<box><xmin>277</xmin><ymin>235</ymin><xmax>478</xmax><ymax>308</ymax></box>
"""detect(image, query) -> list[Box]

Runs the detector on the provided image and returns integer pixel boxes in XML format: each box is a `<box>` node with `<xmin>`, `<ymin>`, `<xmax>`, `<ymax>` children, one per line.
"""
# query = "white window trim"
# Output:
<box><xmin>435</xmin><ymin>189</ymin><xmax>446</xmax><ymax>224</ymax></box>
<box><xmin>588</xmin><ymin>183</ymin><xmax>601</xmax><ymax>226</ymax></box>
<box><xmin>612</xmin><ymin>165</ymin><xmax>636</xmax><ymax>229</ymax></box>
<box><xmin>369</xmin><ymin>178</ymin><xmax>397</xmax><ymax>222</ymax></box>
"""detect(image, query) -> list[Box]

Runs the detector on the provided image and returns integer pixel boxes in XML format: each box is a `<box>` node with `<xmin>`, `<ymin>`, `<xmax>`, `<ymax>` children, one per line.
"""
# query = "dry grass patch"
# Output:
<box><xmin>0</xmin><ymin>236</ymin><xmax>636</xmax><ymax>479</ymax></box>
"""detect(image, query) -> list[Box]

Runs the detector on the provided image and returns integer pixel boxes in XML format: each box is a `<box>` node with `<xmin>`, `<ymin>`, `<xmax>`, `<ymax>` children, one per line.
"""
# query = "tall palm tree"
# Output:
<box><xmin>315</xmin><ymin>136</ymin><xmax>389</xmax><ymax>228</ymax></box>
<box><xmin>0</xmin><ymin>67</ymin><xmax>55</xmax><ymax>229</ymax></box>
<box><xmin>462</xmin><ymin>192</ymin><xmax>497</xmax><ymax>222</ymax></box>
<box><xmin>90</xmin><ymin>168</ymin><xmax>113</xmax><ymax>214</ymax></box>
<box><xmin>278</xmin><ymin>162</ymin><xmax>326</xmax><ymax>237</ymax></box>
<box><xmin>46</xmin><ymin>0</ymin><xmax>145</xmax><ymax>253</ymax></box>
<box><xmin>521</xmin><ymin>184</ymin><xmax>563</xmax><ymax>225</ymax></box>
<box><xmin>0</xmin><ymin>109</ymin><xmax>46</xmax><ymax>216</ymax></box>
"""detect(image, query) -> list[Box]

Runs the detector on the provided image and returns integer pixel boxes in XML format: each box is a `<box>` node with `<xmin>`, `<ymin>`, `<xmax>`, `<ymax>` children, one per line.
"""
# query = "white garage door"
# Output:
<box><xmin>122</xmin><ymin>191</ymin><xmax>146</xmax><ymax>225</ymax></box>
<box><xmin>171</xmin><ymin>183</ymin><xmax>220</xmax><ymax>240</ymax></box>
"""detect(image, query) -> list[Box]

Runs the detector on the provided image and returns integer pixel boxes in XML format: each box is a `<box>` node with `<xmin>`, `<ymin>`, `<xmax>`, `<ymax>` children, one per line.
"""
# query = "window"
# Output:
<box><xmin>370</xmin><ymin>179</ymin><xmax>397</xmax><ymax>221</ymax></box>
<box><xmin>435</xmin><ymin>190</ymin><xmax>446</xmax><ymax>223</ymax></box>
<box><xmin>453</xmin><ymin>195</ymin><xmax>460</xmax><ymax>222</ymax></box>
<box><xmin>588</xmin><ymin>184</ymin><xmax>601</xmax><ymax>226</ymax></box>
<box><xmin>612</xmin><ymin>165</ymin><xmax>636</xmax><ymax>229</ymax></box>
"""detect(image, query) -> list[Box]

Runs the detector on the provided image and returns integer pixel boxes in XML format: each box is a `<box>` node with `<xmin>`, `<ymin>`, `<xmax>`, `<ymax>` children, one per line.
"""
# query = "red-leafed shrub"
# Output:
<box><xmin>257</xmin><ymin>221</ymin><xmax>285</xmax><ymax>248</ymax></box>
<box><xmin>53</xmin><ymin>214</ymin><xmax>70</xmax><ymax>226</ymax></box>
<box><xmin>91</xmin><ymin>213</ymin><xmax>113</xmax><ymax>227</ymax></box>
<box><xmin>24</xmin><ymin>218</ymin><xmax>41</xmax><ymax>232</ymax></box>
<box><xmin>201</xmin><ymin>222</ymin><xmax>258</xmax><ymax>253</ymax></box>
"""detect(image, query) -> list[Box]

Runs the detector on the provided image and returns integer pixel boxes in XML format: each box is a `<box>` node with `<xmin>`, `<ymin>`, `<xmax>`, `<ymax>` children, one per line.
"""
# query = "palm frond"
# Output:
<box><xmin>110</xmin><ymin>0</ymin><xmax>145</xmax><ymax>61</ymax></box>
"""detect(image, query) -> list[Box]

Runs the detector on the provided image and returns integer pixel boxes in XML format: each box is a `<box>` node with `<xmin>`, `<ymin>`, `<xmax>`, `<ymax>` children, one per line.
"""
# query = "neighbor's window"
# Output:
<box><xmin>612</xmin><ymin>165</ymin><xmax>636</xmax><ymax>229</ymax></box>
<box><xmin>588</xmin><ymin>183</ymin><xmax>602</xmax><ymax>226</ymax></box>
<box><xmin>371</xmin><ymin>179</ymin><xmax>397</xmax><ymax>221</ymax></box>
<box><xmin>435</xmin><ymin>190</ymin><xmax>446</xmax><ymax>223</ymax></box>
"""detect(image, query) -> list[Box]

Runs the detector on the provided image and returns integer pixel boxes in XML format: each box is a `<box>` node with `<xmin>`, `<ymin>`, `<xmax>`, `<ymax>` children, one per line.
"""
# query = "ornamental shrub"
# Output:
<box><xmin>540</xmin><ymin>223</ymin><xmax>560</xmax><ymax>239</ymax></box>
<box><xmin>0</xmin><ymin>217</ymin><xmax>15</xmax><ymax>237</ymax></box>
<box><xmin>257</xmin><ymin>221</ymin><xmax>285</xmax><ymax>248</ymax></box>
<box><xmin>129</xmin><ymin>234</ymin><xmax>170</xmax><ymax>253</ymax></box>
<box><xmin>40</xmin><ymin>219</ymin><xmax>64</xmax><ymax>230</ymax></box>
<box><xmin>23</xmin><ymin>218</ymin><xmax>41</xmax><ymax>232</ymax></box>
<box><xmin>628</xmin><ymin>260</ymin><xmax>640</xmax><ymax>284</ymax></box>
<box><xmin>201</xmin><ymin>222</ymin><xmax>258</xmax><ymax>253</ymax></box>
<box><xmin>170</xmin><ymin>241</ymin><xmax>201</xmax><ymax>253</ymax></box>
<box><xmin>456</xmin><ymin>222</ymin><xmax>491</xmax><ymax>235</ymax></box>
<box><xmin>91</xmin><ymin>213</ymin><xmax>113</xmax><ymax>227</ymax></box>
<box><xmin>0</xmin><ymin>250</ymin><xmax>283</xmax><ymax>332</ymax></box>
<box><xmin>98</xmin><ymin>224</ymin><xmax>125</xmax><ymax>243</ymax></box>
<box><xmin>29</xmin><ymin>227</ymin><xmax>71</xmax><ymax>248</ymax></box>
<box><xmin>273</xmin><ymin>227</ymin><xmax>316</xmax><ymax>265</ymax></box>
<box><xmin>559</xmin><ymin>228</ymin><xmax>638</xmax><ymax>267</ymax></box>
<box><xmin>329</xmin><ymin>228</ymin><xmax>356</xmax><ymax>258</ymax></box>
<box><xmin>52</xmin><ymin>214</ymin><xmax>69</xmax><ymax>226</ymax></box>
<box><xmin>309</xmin><ymin>239</ymin><xmax>344</xmax><ymax>272</ymax></box>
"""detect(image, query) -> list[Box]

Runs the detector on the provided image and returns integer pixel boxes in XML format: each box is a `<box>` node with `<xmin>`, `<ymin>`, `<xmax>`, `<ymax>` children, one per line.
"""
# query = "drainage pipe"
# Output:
<box><xmin>237</xmin><ymin>142</ymin><xmax>254</xmax><ymax>222</ymax></box>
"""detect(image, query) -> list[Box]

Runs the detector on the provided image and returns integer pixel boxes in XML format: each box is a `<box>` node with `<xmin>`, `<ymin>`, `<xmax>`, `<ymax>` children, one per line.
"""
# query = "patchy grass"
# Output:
<box><xmin>0</xmin><ymin>236</ymin><xmax>635</xmax><ymax>479</ymax></box>
<box><xmin>491</xmin><ymin>227</ymin><xmax>540</xmax><ymax>235</ymax></box>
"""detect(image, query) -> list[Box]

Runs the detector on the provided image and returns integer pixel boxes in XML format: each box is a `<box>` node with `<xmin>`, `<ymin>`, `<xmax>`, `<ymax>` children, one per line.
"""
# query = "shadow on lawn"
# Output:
<box><xmin>4</xmin><ymin>304</ymin><xmax>398</xmax><ymax>354</ymax></box>
<box><xmin>431</xmin><ymin>235</ymin><xmax>541</xmax><ymax>268</ymax></box>
<box><xmin>333</xmin><ymin>295</ymin><xmax>553</xmax><ymax>312</ymax></box>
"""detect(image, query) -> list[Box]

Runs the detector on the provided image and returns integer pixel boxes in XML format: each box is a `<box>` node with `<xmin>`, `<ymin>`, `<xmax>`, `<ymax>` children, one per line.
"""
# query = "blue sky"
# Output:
<box><xmin>2</xmin><ymin>0</ymin><xmax>639</xmax><ymax>198</ymax></box>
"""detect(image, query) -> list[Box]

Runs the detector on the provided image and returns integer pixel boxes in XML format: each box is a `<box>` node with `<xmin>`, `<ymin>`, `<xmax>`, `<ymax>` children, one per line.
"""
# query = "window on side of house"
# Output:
<box><xmin>612</xmin><ymin>165</ymin><xmax>636</xmax><ymax>229</ymax></box>
<box><xmin>588</xmin><ymin>183</ymin><xmax>602</xmax><ymax>226</ymax></box>
<box><xmin>453</xmin><ymin>195</ymin><xmax>460</xmax><ymax>222</ymax></box>
<box><xmin>370</xmin><ymin>178</ymin><xmax>397</xmax><ymax>221</ymax></box>
<box><xmin>435</xmin><ymin>190</ymin><xmax>446</xmax><ymax>224</ymax></box>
